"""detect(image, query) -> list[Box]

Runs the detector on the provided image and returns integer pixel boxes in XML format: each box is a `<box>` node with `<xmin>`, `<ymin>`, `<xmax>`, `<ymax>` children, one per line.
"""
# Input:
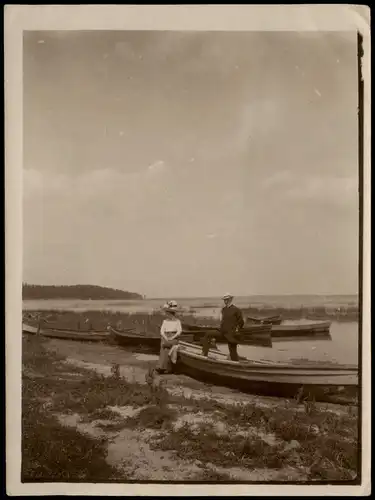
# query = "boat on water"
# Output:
<box><xmin>181</xmin><ymin>323</ymin><xmax>273</xmax><ymax>348</ymax></box>
<box><xmin>271</xmin><ymin>333</ymin><xmax>332</xmax><ymax>343</ymax></box>
<box><xmin>22</xmin><ymin>323</ymin><xmax>110</xmax><ymax>342</ymax></box>
<box><xmin>269</xmin><ymin>321</ymin><xmax>332</xmax><ymax>338</ymax></box>
<box><xmin>247</xmin><ymin>318</ymin><xmax>332</xmax><ymax>339</ymax></box>
<box><xmin>175</xmin><ymin>341</ymin><xmax>358</xmax><ymax>404</ymax></box>
<box><xmin>183</xmin><ymin>319</ymin><xmax>331</xmax><ymax>341</ymax></box>
<box><xmin>247</xmin><ymin>314</ymin><xmax>283</xmax><ymax>325</ymax></box>
<box><xmin>110</xmin><ymin>327</ymin><xmax>216</xmax><ymax>353</ymax></box>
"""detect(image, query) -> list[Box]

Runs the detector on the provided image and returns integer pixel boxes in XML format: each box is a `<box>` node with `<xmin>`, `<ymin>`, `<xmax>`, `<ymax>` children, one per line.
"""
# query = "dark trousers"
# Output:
<box><xmin>201</xmin><ymin>330</ymin><xmax>239</xmax><ymax>361</ymax></box>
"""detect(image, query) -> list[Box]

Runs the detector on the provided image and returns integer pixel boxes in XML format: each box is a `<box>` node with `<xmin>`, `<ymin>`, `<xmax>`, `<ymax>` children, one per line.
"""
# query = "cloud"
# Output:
<box><xmin>23</xmin><ymin>168</ymin><xmax>43</xmax><ymax>194</ymax></box>
<box><xmin>147</xmin><ymin>160</ymin><xmax>166</xmax><ymax>173</ymax></box>
<box><xmin>22</xmin><ymin>160</ymin><xmax>174</xmax><ymax>237</ymax></box>
<box><xmin>235</xmin><ymin>98</ymin><xmax>285</xmax><ymax>152</ymax></box>
<box><xmin>24</xmin><ymin>159</ymin><xmax>169</xmax><ymax>199</ymax></box>
<box><xmin>285</xmin><ymin>175</ymin><xmax>358</xmax><ymax>207</ymax></box>
<box><xmin>23</xmin><ymin>168</ymin><xmax>70</xmax><ymax>197</ymax></box>
<box><xmin>22</xmin><ymin>31</ymin><xmax>359</xmax><ymax>295</ymax></box>
<box><xmin>261</xmin><ymin>170</ymin><xmax>293</xmax><ymax>189</ymax></box>
<box><xmin>261</xmin><ymin>170</ymin><xmax>358</xmax><ymax>208</ymax></box>
<box><xmin>112</xmin><ymin>31</ymin><xmax>261</xmax><ymax>79</ymax></box>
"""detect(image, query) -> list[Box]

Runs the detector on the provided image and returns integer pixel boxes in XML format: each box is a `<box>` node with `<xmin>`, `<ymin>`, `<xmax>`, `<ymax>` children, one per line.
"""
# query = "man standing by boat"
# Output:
<box><xmin>201</xmin><ymin>293</ymin><xmax>244</xmax><ymax>361</ymax></box>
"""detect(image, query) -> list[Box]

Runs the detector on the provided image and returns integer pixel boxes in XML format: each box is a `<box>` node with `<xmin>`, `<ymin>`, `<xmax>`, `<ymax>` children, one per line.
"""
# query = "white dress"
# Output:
<box><xmin>158</xmin><ymin>318</ymin><xmax>182</xmax><ymax>368</ymax></box>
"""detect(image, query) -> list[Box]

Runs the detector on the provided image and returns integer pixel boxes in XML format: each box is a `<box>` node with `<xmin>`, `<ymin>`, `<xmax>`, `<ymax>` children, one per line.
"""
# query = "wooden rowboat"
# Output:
<box><xmin>181</xmin><ymin>323</ymin><xmax>273</xmax><ymax>348</ymax></box>
<box><xmin>247</xmin><ymin>318</ymin><xmax>332</xmax><ymax>339</ymax></box>
<box><xmin>184</xmin><ymin>320</ymin><xmax>331</xmax><ymax>341</ymax></box>
<box><xmin>110</xmin><ymin>327</ymin><xmax>161</xmax><ymax>352</ymax></box>
<box><xmin>44</xmin><ymin>326</ymin><xmax>109</xmax><ymax>334</ymax></box>
<box><xmin>182</xmin><ymin>323</ymin><xmax>216</xmax><ymax>332</ymax></box>
<box><xmin>271</xmin><ymin>332</ymin><xmax>332</xmax><ymax>343</ymax></box>
<box><xmin>109</xmin><ymin>327</ymin><xmax>204</xmax><ymax>353</ymax></box>
<box><xmin>176</xmin><ymin>341</ymin><xmax>358</xmax><ymax>403</ymax></box>
<box><xmin>23</xmin><ymin>318</ymin><xmax>109</xmax><ymax>334</ymax></box>
<box><xmin>22</xmin><ymin>323</ymin><xmax>110</xmax><ymax>342</ymax></box>
<box><xmin>270</xmin><ymin>321</ymin><xmax>331</xmax><ymax>338</ymax></box>
<box><xmin>22</xmin><ymin>323</ymin><xmax>39</xmax><ymax>335</ymax></box>
<box><xmin>247</xmin><ymin>315</ymin><xmax>283</xmax><ymax>325</ymax></box>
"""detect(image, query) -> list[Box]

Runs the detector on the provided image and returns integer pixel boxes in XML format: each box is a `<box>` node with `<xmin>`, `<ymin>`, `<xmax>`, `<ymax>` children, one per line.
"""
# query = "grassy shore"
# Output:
<box><xmin>22</xmin><ymin>334</ymin><xmax>359</xmax><ymax>483</ymax></box>
<box><xmin>243</xmin><ymin>305</ymin><xmax>358</xmax><ymax>323</ymax></box>
<box><xmin>22</xmin><ymin>306</ymin><xmax>358</xmax><ymax>338</ymax></box>
<box><xmin>23</xmin><ymin>309</ymin><xmax>221</xmax><ymax>334</ymax></box>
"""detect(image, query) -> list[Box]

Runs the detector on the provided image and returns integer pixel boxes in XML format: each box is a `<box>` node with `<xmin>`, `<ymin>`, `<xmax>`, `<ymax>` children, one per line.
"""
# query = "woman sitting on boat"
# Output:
<box><xmin>156</xmin><ymin>300</ymin><xmax>182</xmax><ymax>374</ymax></box>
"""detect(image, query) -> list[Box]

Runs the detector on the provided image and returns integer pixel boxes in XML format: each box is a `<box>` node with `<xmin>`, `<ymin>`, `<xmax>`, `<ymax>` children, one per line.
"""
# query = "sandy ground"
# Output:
<box><xmin>36</xmin><ymin>337</ymin><xmax>355</xmax><ymax>482</ymax></box>
<box><xmin>45</xmin><ymin>338</ymin><xmax>350</xmax><ymax>413</ymax></box>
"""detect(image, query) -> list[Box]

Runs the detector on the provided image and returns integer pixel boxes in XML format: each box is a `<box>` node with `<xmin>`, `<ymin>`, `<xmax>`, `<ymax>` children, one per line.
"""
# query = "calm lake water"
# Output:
<box><xmin>219</xmin><ymin>322</ymin><xmax>359</xmax><ymax>366</ymax></box>
<box><xmin>23</xmin><ymin>296</ymin><xmax>360</xmax><ymax>366</ymax></box>
<box><xmin>23</xmin><ymin>295</ymin><xmax>358</xmax><ymax>314</ymax></box>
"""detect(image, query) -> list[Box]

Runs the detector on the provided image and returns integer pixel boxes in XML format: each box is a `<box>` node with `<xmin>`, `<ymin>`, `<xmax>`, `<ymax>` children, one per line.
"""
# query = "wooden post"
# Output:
<box><xmin>111</xmin><ymin>363</ymin><xmax>120</xmax><ymax>379</ymax></box>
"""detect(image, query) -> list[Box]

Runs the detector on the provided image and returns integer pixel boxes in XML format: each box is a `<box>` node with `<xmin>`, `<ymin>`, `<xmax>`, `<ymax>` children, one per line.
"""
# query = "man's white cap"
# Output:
<box><xmin>222</xmin><ymin>293</ymin><xmax>234</xmax><ymax>300</ymax></box>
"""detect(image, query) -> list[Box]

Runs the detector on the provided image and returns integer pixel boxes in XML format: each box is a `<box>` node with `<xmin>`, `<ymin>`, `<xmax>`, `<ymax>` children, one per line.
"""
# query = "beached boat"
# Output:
<box><xmin>109</xmin><ymin>327</ymin><xmax>206</xmax><ymax>353</ymax></box>
<box><xmin>22</xmin><ymin>323</ymin><xmax>110</xmax><ymax>342</ymax></box>
<box><xmin>181</xmin><ymin>323</ymin><xmax>215</xmax><ymax>332</ymax></box>
<box><xmin>110</xmin><ymin>327</ymin><xmax>161</xmax><ymax>352</ymax></box>
<box><xmin>41</xmin><ymin>330</ymin><xmax>110</xmax><ymax>342</ymax></box>
<box><xmin>247</xmin><ymin>314</ymin><xmax>283</xmax><ymax>325</ymax></box>
<box><xmin>22</xmin><ymin>323</ymin><xmax>39</xmax><ymax>335</ymax></box>
<box><xmin>181</xmin><ymin>323</ymin><xmax>273</xmax><ymax>348</ymax></box>
<box><xmin>271</xmin><ymin>333</ymin><xmax>333</xmax><ymax>343</ymax></box>
<box><xmin>47</xmin><ymin>327</ymin><xmax>110</xmax><ymax>334</ymax></box>
<box><xmin>270</xmin><ymin>321</ymin><xmax>331</xmax><ymax>338</ymax></box>
<box><xmin>176</xmin><ymin>341</ymin><xmax>358</xmax><ymax>403</ymax></box>
<box><xmin>184</xmin><ymin>319</ymin><xmax>331</xmax><ymax>341</ymax></box>
<box><xmin>24</xmin><ymin>319</ymin><xmax>110</xmax><ymax>334</ymax></box>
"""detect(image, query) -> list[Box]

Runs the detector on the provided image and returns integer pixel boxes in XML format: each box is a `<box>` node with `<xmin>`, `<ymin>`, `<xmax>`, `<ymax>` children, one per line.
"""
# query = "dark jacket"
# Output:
<box><xmin>220</xmin><ymin>305</ymin><xmax>244</xmax><ymax>336</ymax></box>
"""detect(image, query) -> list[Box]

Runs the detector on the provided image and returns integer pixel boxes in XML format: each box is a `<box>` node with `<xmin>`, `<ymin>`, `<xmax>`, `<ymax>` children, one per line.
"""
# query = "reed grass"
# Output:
<box><xmin>243</xmin><ymin>305</ymin><xmax>358</xmax><ymax>322</ymax></box>
<box><xmin>23</xmin><ymin>302</ymin><xmax>359</xmax><ymax>334</ymax></box>
<box><xmin>22</xmin><ymin>309</ymin><xmax>220</xmax><ymax>335</ymax></box>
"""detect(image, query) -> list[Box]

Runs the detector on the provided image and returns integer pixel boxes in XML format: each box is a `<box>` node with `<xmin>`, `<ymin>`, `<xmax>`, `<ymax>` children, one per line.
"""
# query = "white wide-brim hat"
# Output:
<box><xmin>222</xmin><ymin>293</ymin><xmax>234</xmax><ymax>300</ymax></box>
<box><xmin>162</xmin><ymin>300</ymin><xmax>180</xmax><ymax>313</ymax></box>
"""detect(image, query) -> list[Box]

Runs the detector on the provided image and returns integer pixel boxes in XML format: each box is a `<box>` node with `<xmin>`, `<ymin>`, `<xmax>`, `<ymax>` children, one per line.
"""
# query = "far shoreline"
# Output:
<box><xmin>22</xmin><ymin>297</ymin><xmax>359</xmax><ymax>323</ymax></box>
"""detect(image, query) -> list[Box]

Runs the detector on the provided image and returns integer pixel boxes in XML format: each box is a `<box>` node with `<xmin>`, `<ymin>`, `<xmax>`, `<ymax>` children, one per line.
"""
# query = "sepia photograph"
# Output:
<box><xmin>5</xmin><ymin>5</ymin><xmax>370</xmax><ymax>497</ymax></box>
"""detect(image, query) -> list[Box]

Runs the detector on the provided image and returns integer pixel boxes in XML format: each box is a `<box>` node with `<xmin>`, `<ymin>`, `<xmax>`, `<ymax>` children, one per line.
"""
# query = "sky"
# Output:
<box><xmin>23</xmin><ymin>30</ymin><xmax>359</xmax><ymax>298</ymax></box>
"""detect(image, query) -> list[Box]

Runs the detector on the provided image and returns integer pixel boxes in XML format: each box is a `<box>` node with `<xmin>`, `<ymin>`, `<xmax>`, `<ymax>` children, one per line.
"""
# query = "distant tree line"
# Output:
<box><xmin>22</xmin><ymin>283</ymin><xmax>143</xmax><ymax>300</ymax></box>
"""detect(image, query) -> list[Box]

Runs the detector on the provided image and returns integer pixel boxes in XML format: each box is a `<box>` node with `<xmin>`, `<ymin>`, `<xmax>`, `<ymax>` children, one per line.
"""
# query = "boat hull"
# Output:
<box><xmin>41</xmin><ymin>330</ymin><xmax>109</xmax><ymax>342</ymax></box>
<box><xmin>110</xmin><ymin>328</ymin><xmax>161</xmax><ymax>352</ymax></box>
<box><xmin>176</xmin><ymin>342</ymin><xmax>358</xmax><ymax>404</ymax></box>
<box><xmin>110</xmin><ymin>328</ymin><xmax>201</xmax><ymax>353</ymax></box>
<box><xmin>271</xmin><ymin>332</ymin><xmax>332</xmax><ymax>343</ymax></box>
<box><xmin>181</xmin><ymin>323</ymin><xmax>273</xmax><ymax>348</ymax></box>
<box><xmin>247</xmin><ymin>315</ymin><xmax>282</xmax><ymax>325</ymax></box>
<box><xmin>270</xmin><ymin>321</ymin><xmax>332</xmax><ymax>338</ymax></box>
<box><xmin>183</xmin><ymin>321</ymin><xmax>331</xmax><ymax>341</ymax></box>
<box><xmin>45</xmin><ymin>326</ymin><xmax>108</xmax><ymax>334</ymax></box>
<box><xmin>22</xmin><ymin>323</ymin><xmax>110</xmax><ymax>342</ymax></box>
<box><xmin>22</xmin><ymin>323</ymin><xmax>38</xmax><ymax>335</ymax></box>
